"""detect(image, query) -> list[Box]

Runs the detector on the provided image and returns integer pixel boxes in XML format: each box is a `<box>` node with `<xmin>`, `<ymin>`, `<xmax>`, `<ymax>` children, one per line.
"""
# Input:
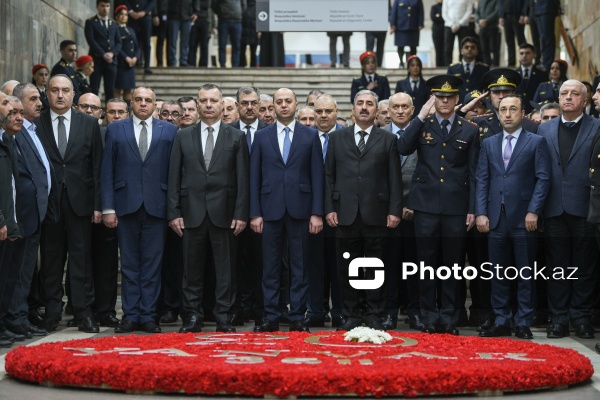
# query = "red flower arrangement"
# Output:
<box><xmin>5</xmin><ymin>331</ymin><xmax>593</xmax><ymax>397</ymax></box>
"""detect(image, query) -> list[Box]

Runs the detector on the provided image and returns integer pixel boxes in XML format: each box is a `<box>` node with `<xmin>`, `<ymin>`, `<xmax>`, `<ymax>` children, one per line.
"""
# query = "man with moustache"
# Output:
<box><xmin>258</xmin><ymin>94</ymin><xmax>275</xmax><ymax>125</ymax></box>
<box><xmin>539</xmin><ymin>80</ymin><xmax>600</xmax><ymax>339</ymax></box>
<box><xmin>229</xmin><ymin>86</ymin><xmax>267</xmax><ymax>326</ymax></box>
<box><xmin>4</xmin><ymin>85</ymin><xmax>56</xmax><ymax>338</ymax></box>
<box><xmin>381</xmin><ymin>92</ymin><xmax>422</xmax><ymax>330</ymax></box>
<box><xmin>158</xmin><ymin>101</ymin><xmax>183</xmax><ymax>128</ymax></box>
<box><xmin>250</xmin><ymin>88</ymin><xmax>323</xmax><ymax>333</ymax></box>
<box><xmin>102</xmin><ymin>86</ymin><xmax>177</xmax><ymax>333</ymax></box>
<box><xmin>305</xmin><ymin>93</ymin><xmax>345</xmax><ymax>328</ymax></box>
<box><xmin>177</xmin><ymin>96</ymin><xmax>200</xmax><ymax>128</ymax></box>
<box><xmin>35</xmin><ymin>75</ymin><xmax>103</xmax><ymax>333</ymax></box>
<box><xmin>398</xmin><ymin>75</ymin><xmax>479</xmax><ymax>335</ymax></box>
<box><xmin>168</xmin><ymin>83</ymin><xmax>249</xmax><ymax>333</ymax></box>
<box><xmin>376</xmin><ymin>100</ymin><xmax>391</xmax><ymax>128</ymax></box>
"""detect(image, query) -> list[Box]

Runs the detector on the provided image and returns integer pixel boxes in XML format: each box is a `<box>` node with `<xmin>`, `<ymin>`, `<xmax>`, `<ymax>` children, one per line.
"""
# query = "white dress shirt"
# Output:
<box><xmin>353</xmin><ymin>124</ymin><xmax>373</xmax><ymax>146</ymax></box>
<box><xmin>132</xmin><ymin>115</ymin><xmax>154</xmax><ymax>153</ymax></box>
<box><xmin>200</xmin><ymin>120</ymin><xmax>221</xmax><ymax>151</ymax></box>
<box><xmin>276</xmin><ymin>121</ymin><xmax>295</xmax><ymax>154</ymax></box>
<box><xmin>242</xmin><ymin>119</ymin><xmax>259</xmax><ymax>145</ymax></box>
<box><xmin>50</xmin><ymin>108</ymin><xmax>72</xmax><ymax>146</ymax></box>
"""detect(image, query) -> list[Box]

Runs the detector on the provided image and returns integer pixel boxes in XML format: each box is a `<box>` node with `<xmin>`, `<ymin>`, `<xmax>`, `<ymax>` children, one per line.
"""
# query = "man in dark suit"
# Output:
<box><xmin>538</xmin><ymin>79</ymin><xmax>600</xmax><ymax>339</ymax></box>
<box><xmin>85</xmin><ymin>0</ymin><xmax>122</xmax><ymax>101</ymax></box>
<box><xmin>398</xmin><ymin>75</ymin><xmax>479</xmax><ymax>335</ymax></box>
<box><xmin>35</xmin><ymin>75</ymin><xmax>103</xmax><ymax>333</ymax></box>
<box><xmin>4</xmin><ymin>84</ymin><xmax>56</xmax><ymax>338</ymax></box>
<box><xmin>250</xmin><ymin>88</ymin><xmax>324</xmax><ymax>333</ymax></box>
<box><xmin>476</xmin><ymin>94</ymin><xmax>551</xmax><ymax>339</ymax></box>
<box><xmin>102</xmin><ymin>86</ymin><xmax>176</xmax><ymax>334</ymax></box>
<box><xmin>50</xmin><ymin>40</ymin><xmax>81</xmax><ymax>105</ymax></box>
<box><xmin>515</xmin><ymin>43</ymin><xmax>548</xmax><ymax>113</ymax></box>
<box><xmin>325</xmin><ymin>89</ymin><xmax>402</xmax><ymax>331</ymax></box>
<box><xmin>229</xmin><ymin>86</ymin><xmax>267</xmax><ymax>326</ymax></box>
<box><xmin>447</xmin><ymin>37</ymin><xmax>489</xmax><ymax>103</ymax></box>
<box><xmin>304</xmin><ymin>93</ymin><xmax>345</xmax><ymax>328</ymax></box>
<box><xmin>125</xmin><ymin>0</ymin><xmax>155</xmax><ymax>73</ymax></box>
<box><xmin>168</xmin><ymin>83</ymin><xmax>249</xmax><ymax>333</ymax></box>
<box><xmin>382</xmin><ymin>92</ymin><xmax>422</xmax><ymax>331</ymax></box>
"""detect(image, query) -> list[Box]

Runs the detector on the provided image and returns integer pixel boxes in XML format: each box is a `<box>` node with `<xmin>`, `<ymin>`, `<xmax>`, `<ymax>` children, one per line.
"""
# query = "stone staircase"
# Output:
<box><xmin>137</xmin><ymin>67</ymin><xmax>449</xmax><ymax>117</ymax></box>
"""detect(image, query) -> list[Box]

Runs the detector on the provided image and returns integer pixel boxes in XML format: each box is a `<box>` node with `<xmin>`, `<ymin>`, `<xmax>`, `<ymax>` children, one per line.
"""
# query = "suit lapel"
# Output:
<box><xmin>190</xmin><ymin>124</ymin><xmax>206</xmax><ymax>171</ymax></box>
<box><xmin>125</xmin><ymin>119</ymin><xmax>142</xmax><ymax>162</ymax></box>
<box><xmin>40</xmin><ymin>112</ymin><xmax>61</xmax><ymax>160</ymax></box>
<box><xmin>207</xmin><ymin>124</ymin><xmax>227</xmax><ymax>170</ymax></box>
<box><xmin>344</xmin><ymin>127</ymin><xmax>361</xmax><ymax>158</ymax></box>
<box><xmin>145</xmin><ymin>119</ymin><xmax>163</xmax><ymax>161</ymax></box>
<box><xmin>568</xmin><ymin>116</ymin><xmax>595</xmax><ymax>163</ymax></box>
<box><xmin>21</xmin><ymin>127</ymin><xmax>44</xmax><ymax>165</ymax></box>
<box><xmin>361</xmin><ymin>127</ymin><xmax>381</xmax><ymax>157</ymax></box>
<box><xmin>286</xmin><ymin>122</ymin><xmax>303</xmax><ymax>162</ymax></box>
<box><xmin>268</xmin><ymin>126</ymin><xmax>284</xmax><ymax>163</ymax></box>
<box><xmin>505</xmin><ymin>132</ymin><xmax>530</xmax><ymax>172</ymax></box>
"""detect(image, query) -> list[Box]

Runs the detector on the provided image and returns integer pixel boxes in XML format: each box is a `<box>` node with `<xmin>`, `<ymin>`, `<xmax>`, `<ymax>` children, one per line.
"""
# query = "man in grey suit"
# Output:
<box><xmin>538</xmin><ymin>79</ymin><xmax>600</xmax><ymax>339</ymax></box>
<box><xmin>168</xmin><ymin>83</ymin><xmax>249</xmax><ymax>333</ymax></box>
<box><xmin>381</xmin><ymin>92</ymin><xmax>422</xmax><ymax>331</ymax></box>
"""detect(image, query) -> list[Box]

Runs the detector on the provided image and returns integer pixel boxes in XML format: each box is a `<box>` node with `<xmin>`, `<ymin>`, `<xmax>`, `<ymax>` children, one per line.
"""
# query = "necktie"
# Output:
<box><xmin>282</xmin><ymin>127</ymin><xmax>291</xmax><ymax>164</ymax></box>
<box><xmin>564</xmin><ymin>121</ymin><xmax>576</xmax><ymax>128</ymax></box>
<box><xmin>12</xmin><ymin>140</ymin><xmax>21</xmax><ymax>157</ymax></box>
<box><xmin>245</xmin><ymin>125</ymin><xmax>252</xmax><ymax>152</ymax></box>
<box><xmin>139</xmin><ymin>120</ymin><xmax>148</xmax><ymax>160</ymax></box>
<box><xmin>398</xmin><ymin>129</ymin><xmax>404</xmax><ymax>162</ymax></box>
<box><xmin>441</xmin><ymin>119</ymin><xmax>450</xmax><ymax>138</ymax></box>
<box><xmin>368</xmin><ymin>75</ymin><xmax>373</xmax><ymax>83</ymax></box>
<box><xmin>357</xmin><ymin>130</ymin><xmax>367</xmax><ymax>153</ymax></box>
<box><xmin>503</xmin><ymin>135</ymin><xmax>514</xmax><ymax>169</ymax></box>
<box><xmin>524</xmin><ymin>68</ymin><xmax>529</xmax><ymax>79</ymax></box>
<box><xmin>204</xmin><ymin>126</ymin><xmax>214</xmax><ymax>166</ymax></box>
<box><xmin>465</xmin><ymin>63</ymin><xmax>471</xmax><ymax>77</ymax></box>
<box><xmin>322</xmin><ymin>133</ymin><xmax>329</xmax><ymax>162</ymax></box>
<box><xmin>57</xmin><ymin>115</ymin><xmax>67</xmax><ymax>157</ymax></box>
<box><xmin>102</xmin><ymin>19</ymin><xmax>107</xmax><ymax>29</ymax></box>
<box><xmin>412</xmin><ymin>80</ymin><xmax>418</xmax><ymax>92</ymax></box>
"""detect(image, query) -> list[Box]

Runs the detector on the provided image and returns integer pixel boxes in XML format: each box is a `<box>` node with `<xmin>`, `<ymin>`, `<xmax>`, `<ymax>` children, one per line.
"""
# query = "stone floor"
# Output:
<box><xmin>1</xmin><ymin>300</ymin><xmax>600</xmax><ymax>399</ymax></box>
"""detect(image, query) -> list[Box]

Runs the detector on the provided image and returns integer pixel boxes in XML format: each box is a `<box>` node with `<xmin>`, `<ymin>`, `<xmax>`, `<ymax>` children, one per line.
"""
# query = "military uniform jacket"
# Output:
<box><xmin>515</xmin><ymin>65</ymin><xmax>549</xmax><ymax>104</ymax></box>
<box><xmin>447</xmin><ymin>62</ymin><xmax>490</xmax><ymax>103</ymax></box>
<box><xmin>118</xmin><ymin>25</ymin><xmax>140</xmax><ymax>67</ymax></box>
<box><xmin>588</xmin><ymin>128</ymin><xmax>600</xmax><ymax>223</ymax></box>
<box><xmin>50</xmin><ymin>59</ymin><xmax>80</xmax><ymax>104</ymax></box>
<box><xmin>75</xmin><ymin>72</ymin><xmax>92</xmax><ymax>96</ymax></box>
<box><xmin>350</xmin><ymin>73</ymin><xmax>391</xmax><ymax>104</ymax></box>
<box><xmin>397</xmin><ymin>115</ymin><xmax>479</xmax><ymax>215</ymax></box>
<box><xmin>533</xmin><ymin>81</ymin><xmax>560</xmax><ymax>105</ymax></box>
<box><xmin>84</xmin><ymin>16</ymin><xmax>122</xmax><ymax>64</ymax></box>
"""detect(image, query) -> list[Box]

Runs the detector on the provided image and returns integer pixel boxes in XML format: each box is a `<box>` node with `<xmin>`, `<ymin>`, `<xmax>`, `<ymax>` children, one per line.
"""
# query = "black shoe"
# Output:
<box><xmin>547</xmin><ymin>323</ymin><xmax>570</xmax><ymax>338</ymax></box>
<box><xmin>422</xmin><ymin>323</ymin><xmax>438</xmax><ymax>334</ymax></box>
<box><xmin>0</xmin><ymin>339</ymin><xmax>12</xmax><ymax>348</ymax></box>
<box><xmin>442</xmin><ymin>325</ymin><xmax>459</xmax><ymax>335</ymax></box>
<box><xmin>6</xmin><ymin>325</ymin><xmax>32</xmax><ymax>339</ymax></box>
<box><xmin>477</xmin><ymin>318</ymin><xmax>494</xmax><ymax>333</ymax></box>
<box><xmin>408</xmin><ymin>315</ymin><xmax>425</xmax><ymax>331</ymax></box>
<box><xmin>115</xmin><ymin>320</ymin><xmax>137</xmax><ymax>333</ymax></box>
<box><xmin>303</xmin><ymin>315</ymin><xmax>325</xmax><ymax>328</ymax></box>
<box><xmin>515</xmin><ymin>326</ymin><xmax>533</xmax><ymax>339</ymax></box>
<box><xmin>366</xmin><ymin>318</ymin><xmax>386</xmax><ymax>331</ymax></box>
<box><xmin>140</xmin><ymin>321</ymin><xmax>161</xmax><ymax>333</ymax></box>
<box><xmin>179</xmin><ymin>315</ymin><xmax>203</xmax><ymax>333</ymax></box>
<box><xmin>289</xmin><ymin>320</ymin><xmax>310</xmax><ymax>332</ymax></box>
<box><xmin>26</xmin><ymin>323</ymin><xmax>48</xmax><ymax>336</ymax></box>
<box><xmin>41</xmin><ymin>318</ymin><xmax>59</xmax><ymax>332</ymax></box>
<box><xmin>331</xmin><ymin>315</ymin><xmax>345</xmax><ymax>328</ymax></box>
<box><xmin>480</xmin><ymin>324</ymin><xmax>512</xmax><ymax>337</ymax></box>
<box><xmin>254</xmin><ymin>319</ymin><xmax>279</xmax><ymax>332</ymax></box>
<box><xmin>98</xmin><ymin>314</ymin><xmax>121</xmax><ymax>328</ymax></box>
<box><xmin>159</xmin><ymin>311</ymin><xmax>179</xmax><ymax>324</ymax></box>
<box><xmin>28</xmin><ymin>311</ymin><xmax>44</xmax><ymax>327</ymax></box>
<box><xmin>381</xmin><ymin>315</ymin><xmax>397</xmax><ymax>330</ymax></box>
<box><xmin>2</xmin><ymin>329</ymin><xmax>26</xmax><ymax>341</ymax></box>
<box><xmin>575</xmin><ymin>323</ymin><xmax>595</xmax><ymax>339</ymax></box>
<box><xmin>336</xmin><ymin>318</ymin><xmax>361</xmax><ymax>331</ymax></box>
<box><xmin>231</xmin><ymin>311</ymin><xmax>248</xmax><ymax>326</ymax></box>
<box><xmin>10</xmin><ymin>323</ymin><xmax>46</xmax><ymax>337</ymax></box>
<box><xmin>67</xmin><ymin>317</ymin><xmax>78</xmax><ymax>327</ymax></box>
<box><xmin>216</xmin><ymin>322</ymin><xmax>236</xmax><ymax>333</ymax></box>
<box><xmin>595</xmin><ymin>343</ymin><xmax>600</xmax><ymax>354</ymax></box>
<box><xmin>78</xmin><ymin>316</ymin><xmax>100</xmax><ymax>333</ymax></box>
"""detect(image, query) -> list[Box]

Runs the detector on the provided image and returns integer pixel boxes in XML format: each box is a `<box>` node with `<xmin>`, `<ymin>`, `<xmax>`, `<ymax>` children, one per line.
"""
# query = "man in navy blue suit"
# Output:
<box><xmin>476</xmin><ymin>94</ymin><xmax>550</xmax><ymax>339</ymax></box>
<box><xmin>250</xmin><ymin>88</ymin><xmax>324</xmax><ymax>333</ymax></box>
<box><xmin>85</xmin><ymin>0</ymin><xmax>122</xmax><ymax>101</ymax></box>
<box><xmin>538</xmin><ymin>79</ymin><xmax>600</xmax><ymax>339</ymax></box>
<box><xmin>101</xmin><ymin>86</ymin><xmax>177</xmax><ymax>334</ymax></box>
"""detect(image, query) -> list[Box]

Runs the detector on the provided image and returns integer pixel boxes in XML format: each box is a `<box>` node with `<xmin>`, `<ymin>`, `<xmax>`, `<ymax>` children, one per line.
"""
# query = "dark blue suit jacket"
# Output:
<box><xmin>250</xmin><ymin>121</ymin><xmax>324</xmax><ymax>221</ymax></box>
<box><xmin>475</xmin><ymin>130</ymin><xmax>550</xmax><ymax>229</ymax></box>
<box><xmin>84</xmin><ymin>16</ymin><xmax>122</xmax><ymax>64</ymax></box>
<box><xmin>101</xmin><ymin>117</ymin><xmax>177</xmax><ymax>219</ymax></box>
<box><xmin>538</xmin><ymin>114</ymin><xmax>600</xmax><ymax>218</ymax></box>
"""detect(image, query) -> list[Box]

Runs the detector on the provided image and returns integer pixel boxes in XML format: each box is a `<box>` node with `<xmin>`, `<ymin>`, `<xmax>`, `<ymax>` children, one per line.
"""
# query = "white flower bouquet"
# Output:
<box><xmin>343</xmin><ymin>327</ymin><xmax>393</xmax><ymax>344</ymax></box>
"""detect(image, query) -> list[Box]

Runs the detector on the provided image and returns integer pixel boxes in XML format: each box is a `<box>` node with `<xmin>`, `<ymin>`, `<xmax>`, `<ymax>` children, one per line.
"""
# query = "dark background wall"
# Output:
<box><xmin>0</xmin><ymin>0</ymin><xmax>97</xmax><ymax>83</ymax></box>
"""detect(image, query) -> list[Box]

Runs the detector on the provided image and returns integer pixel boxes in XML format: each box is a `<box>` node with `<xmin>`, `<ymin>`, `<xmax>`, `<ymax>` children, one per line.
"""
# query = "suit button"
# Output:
<box><xmin>591</xmin><ymin>168</ymin><xmax>595</xmax><ymax>173</ymax></box>
<box><xmin>407</xmin><ymin>13</ymin><xmax>411</xmax><ymax>16</ymax></box>
<box><xmin>440</xmin><ymin>167</ymin><xmax>444</xmax><ymax>171</ymax></box>
<box><xmin>592</xmin><ymin>185</ymin><xmax>596</xmax><ymax>190</ymax></box>
<box><xmin>442</xmin><ymin>143</ymin><xmax>446</xmax><ymax>146</ymax></box>
<box><xmin>441</xmin><ymin>155</ymin><xmax>445</xmax><ymax>159</ymax></box>
<box><xmin>408</xmin><ymin>6</ymin><xmax>411</xmax><ymax>9</ymax></box>
<box><xmin>358</xmin><ymin>176</ymin><xmax>362</xmax><ymax>180</ymax></box>
<box><xmin>440</xmin><ymin>179</ymin><xmax>444</xmax><ymax>182</ymax></box>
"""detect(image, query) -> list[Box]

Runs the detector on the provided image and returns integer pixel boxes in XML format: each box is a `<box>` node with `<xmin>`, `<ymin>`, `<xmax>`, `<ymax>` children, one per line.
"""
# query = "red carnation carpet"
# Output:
<box><xmin>5</xmin><ymin>331</ymin><xmax>593</xmax><ymax>397</ymax></box>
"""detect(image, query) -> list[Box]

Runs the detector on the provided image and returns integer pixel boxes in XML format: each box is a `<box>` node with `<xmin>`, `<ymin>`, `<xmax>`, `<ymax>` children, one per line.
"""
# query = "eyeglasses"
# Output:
<box><xmin>79</xmin><ymin>104</ymin><xmax>101</xmax><ymax>111</ymax></box>
<box><xmin>160</xmin><ymin>111</ymin><xmax>181</xmax><ymax>118</ymax></box>
<box><xmin>106</xmin><ymin>109</ymin><xmax>128</xmax><ymax>116</ymax></box>
<box><xmin>240</xmin><ymin>100</ymin><xmax>259</xmax><ymax>107</ymax></box>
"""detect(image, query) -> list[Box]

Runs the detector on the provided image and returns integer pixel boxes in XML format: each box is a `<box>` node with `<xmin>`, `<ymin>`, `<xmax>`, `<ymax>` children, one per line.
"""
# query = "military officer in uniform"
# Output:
<box><xmin>350</xmin><ymin>51</ymin><xmax>390</xmax><ymax>104</ymax></box>
<box><xmin>125</xmin><ymin>0</ymin><xmax>154</xmax><ymax>74</ymax></box>
<box><xmin>114</xmin><ymin>4</ymin><xmax>140</xmax><ymax>104</ymax></box>
<box><xmin>447</xmin><ymin>37</ymin><xmax>489</xmax><ymax>103</ymax></box>
<box><xmin>50</xmin><ymin>40</ymin><xmax>81</xmax><ymax>104</ymax></box>
<box><xmin>397</xmin><ymin>75</ymin><xmax>479</xmax><ymax>336</ymax></box>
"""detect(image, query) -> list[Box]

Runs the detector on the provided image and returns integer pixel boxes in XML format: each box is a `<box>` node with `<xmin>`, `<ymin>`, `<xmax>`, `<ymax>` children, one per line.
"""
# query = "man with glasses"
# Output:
<box><xmin>77</xmin><ymin>93</ymin><xmax>103</xmax><ymax>121</ymax></box>
<box><xmin>177</xmin><ymin>96</ymin><xmax>199</xmax><ymax>128</ymax></box>
<box><xmin>540</xmin><ymin>103</ymin><xmax>561</xmax><ymax>123</ymax></box>
<box><xmin>105</xmin><ymin>99</ymin><xmax>129</xmax><ymax>124</ymax></box>
<box><xmin>158</xmin><ymin>101</ymin><xmax>183</xmax><ymax>128</ymax></box>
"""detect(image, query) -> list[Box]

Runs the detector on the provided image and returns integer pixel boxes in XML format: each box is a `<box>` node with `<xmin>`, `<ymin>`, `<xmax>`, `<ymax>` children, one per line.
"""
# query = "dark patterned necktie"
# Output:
<box><xmin>357</xmin><ymin>130</ymin><xmax>367</xmax><ymax>153</ymax></box>
<box><xmin>139</xmin><ymin>120</ymin><xmax>148</xmax><ymax>160</ymax></box>
<box><xmin>57</xmin><ymin>115</ymin><xmax>67</xmax><ymax>157</ymax></box>
<box><xmin>465</xmin><ymin>63</ymin><xmax>471</xmax><ymax>77</ymax></box>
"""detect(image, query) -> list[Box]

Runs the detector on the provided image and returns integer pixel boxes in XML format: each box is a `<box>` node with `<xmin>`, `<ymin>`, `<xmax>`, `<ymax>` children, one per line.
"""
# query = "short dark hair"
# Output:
<box><xmin>161</xmin><ymin>100</ymin><xmax>183</xmax><ymax>113</ymax></box>
<box><xmin>59</xmin><ymin>40</ymin><xmax>76</xmax><ymax>50</ymax></box>
<box><xmin>96</xmin><ymin>0</ymin><xmax>110</xmax><ymax>5</ymax></box>
<box><xmin>499</xmin><ymin>94</ymin><xmax>524</xmax><ymax>110</ymax></box>
<box><xmin>519</xmin><ymin>42</ymin><xmax>535</xmax><ymax>52</ymax></box>
<box><xmin>177</xmin><ymin>96</ymin><xmax>196</xmax><ymax>104</ymax></box>
<box><xmin>236</xmin><ymin>86</ymin><xmax>260</xmax><ymax>102</ymax></box>
<box><xmin>198</xmin><ymin>83</ymin><xmax>222</xmax><ymax>97</ymax></box>
<box><xmin>460</xmin><ymin>36</ymin><xmax>479</xmax><ymax>50</ymax></box>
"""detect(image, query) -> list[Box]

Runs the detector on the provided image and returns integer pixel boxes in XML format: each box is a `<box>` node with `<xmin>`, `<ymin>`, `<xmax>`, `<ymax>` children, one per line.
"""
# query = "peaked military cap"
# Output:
<box><xmin>426</xmin><ymin>75</ymin><xmax>463</xmax><ymax>97</ymax></box>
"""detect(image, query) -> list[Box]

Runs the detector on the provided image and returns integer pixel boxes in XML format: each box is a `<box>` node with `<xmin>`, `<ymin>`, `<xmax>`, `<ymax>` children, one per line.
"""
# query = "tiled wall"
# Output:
<box><xmin>0</xmin><ymin>0</ymin><xmax>96</xmax><ymax>83</ymax></box>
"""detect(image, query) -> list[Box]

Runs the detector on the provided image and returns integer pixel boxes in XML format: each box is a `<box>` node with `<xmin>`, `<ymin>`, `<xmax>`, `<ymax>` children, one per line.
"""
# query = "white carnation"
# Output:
<box><xmin>343</xmin><ymin>327</ymin><xmax>393</xmax><ymax>344</ymax></box>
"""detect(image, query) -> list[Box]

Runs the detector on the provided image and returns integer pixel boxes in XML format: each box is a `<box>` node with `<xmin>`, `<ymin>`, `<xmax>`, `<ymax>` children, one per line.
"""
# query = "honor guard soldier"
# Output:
<box><xmin>350</xmin><ymin>51</ymin><xmax>391</xmax><ymax>103</ymax></box>
<box><xmin>50</xmin><ymin>40</ymin><xmax>81</xmax><ymax>104</ymax></box>
<box><xmin>447</xmin><ymin>37</ymin><xmax>490</xmax><ymax>103</ymax></box>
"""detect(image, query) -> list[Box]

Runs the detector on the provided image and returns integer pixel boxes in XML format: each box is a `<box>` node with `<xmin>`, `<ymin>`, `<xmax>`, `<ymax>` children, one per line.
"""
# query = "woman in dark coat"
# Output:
<box><xmin>394</xmin><ymin>55</ymin><xmax>429</xmax><ymax>117</ymax></box>
<box><xmin>350</xmin><ymin>51</ymin><xmax>390</xmax><ymax>104</ymax></box>
<box><xmin>114</xmin><ymin>5</ymin><xmax>139</xmax><ymax>103</ymax></box>
<box><xmin>31</xmin><ymin>64</ymin><xmax>50</xmax><ymax>112</ymax></box>
<box><xmin>389</xmin><ymin>0</ymin><xmax>424</xmax><ymax>68</ymax></box>
<box><xmin>534</xmin><ymin>58</ymin><xmax>568</xmax><ymax>105</ymax></box>
<box><xmin>74</xmin><ymin>55</ymin><xmax>94</xmax><ymax>97</ymax></box>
